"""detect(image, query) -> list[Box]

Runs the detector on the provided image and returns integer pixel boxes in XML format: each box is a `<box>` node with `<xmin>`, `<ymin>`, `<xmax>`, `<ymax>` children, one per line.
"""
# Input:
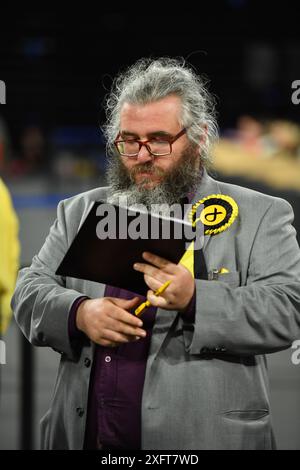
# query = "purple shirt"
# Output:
<box><xmin>84</xmin><ymin>286</ymin><xmax>157</xmax><ymax>449</ymax></box>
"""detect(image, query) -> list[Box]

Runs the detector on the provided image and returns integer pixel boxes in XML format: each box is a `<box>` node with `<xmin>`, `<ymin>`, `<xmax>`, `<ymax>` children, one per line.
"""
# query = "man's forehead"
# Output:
<box><xmin>120</xmin><ymin>129</ymin><xmax>173</xmax><ymax>138</ymax></box>
<box><xmin>119</xmin><ymin>97</ymin><xmax>182</xmax><ymax>133</ymax></box>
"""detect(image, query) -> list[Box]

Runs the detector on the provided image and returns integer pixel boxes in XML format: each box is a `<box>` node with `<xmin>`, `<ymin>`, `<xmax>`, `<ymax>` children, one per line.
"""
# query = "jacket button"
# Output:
<box><xmin>84</xmin><ymin>357</ymin><xmax>91</xmax><ymax>367</ymax></box>
<box><xmin>76</xmin><ymin>407</ymin><xmax>84</xmax><ymax>417</ymax></box>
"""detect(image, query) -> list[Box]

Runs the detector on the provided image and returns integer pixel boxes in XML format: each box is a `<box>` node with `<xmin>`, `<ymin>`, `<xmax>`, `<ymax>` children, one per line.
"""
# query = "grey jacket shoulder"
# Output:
<box><xmin>58</xmin><ymin>186</ymin><xmax>110</xmax><ymax>234</ymax></box>
<box><xmin>213</xmin><ymin>176</ymin><xmax>293</xmax><ymax>214</ymax></box>
<box><xmin>63</xmin><ymin>185</ymin><xmax>110</xmax><ymax>209</ymax></box>
<box><xmin>216</xmin><ymin>177</ymin><xmax>290</xmax><ymax>203</ymax></box>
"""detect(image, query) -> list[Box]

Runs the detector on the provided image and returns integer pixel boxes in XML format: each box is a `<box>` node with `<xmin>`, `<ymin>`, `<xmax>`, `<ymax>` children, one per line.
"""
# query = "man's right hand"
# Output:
<box><xmin>76</xmin><ymin>296</ymin><xmax>146</xmax><ymax>347</ymax></box>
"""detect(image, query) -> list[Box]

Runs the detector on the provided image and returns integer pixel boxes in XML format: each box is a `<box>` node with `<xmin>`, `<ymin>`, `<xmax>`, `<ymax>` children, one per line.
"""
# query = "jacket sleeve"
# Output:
<box><xmin>184</xmin><ymin>197</ymin><xmax>300</xmax><ymax>356</ymax></box>
<box><xmin>11</xmin><ymin>199</ymin><xmax>87</xmax><ymax>360</ymax></box>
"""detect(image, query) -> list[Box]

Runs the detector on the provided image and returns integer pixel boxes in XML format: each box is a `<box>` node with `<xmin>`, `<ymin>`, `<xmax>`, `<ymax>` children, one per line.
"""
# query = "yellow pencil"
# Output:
<box><xmin>134</xmin><ymin>280</ymin><xmax>171</xmax><ymax>316</ymax></box>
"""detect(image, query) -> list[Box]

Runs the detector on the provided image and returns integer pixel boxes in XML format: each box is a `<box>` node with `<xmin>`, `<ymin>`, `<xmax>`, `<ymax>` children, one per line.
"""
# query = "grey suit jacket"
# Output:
<box><xmin>11</xmin><ymin>171</ymin><xmax>300</xmax><ymax>450</ymax></box>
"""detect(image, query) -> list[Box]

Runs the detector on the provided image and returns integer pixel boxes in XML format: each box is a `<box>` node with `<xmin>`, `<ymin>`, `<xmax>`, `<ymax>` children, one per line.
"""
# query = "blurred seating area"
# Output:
<box><xmin>1</xmin><ymin>115</ymin><xmax>300</xmax><ymax>193</ymax></box>
<box><xmin>214</xmin><ymin>115</ymin><xmax>300</xmax><ymax>191</ymax></box>
<box><xmin>0</xmin><ymin>117</ymin><xmax>106</xmax><ymax>182</ymax></box>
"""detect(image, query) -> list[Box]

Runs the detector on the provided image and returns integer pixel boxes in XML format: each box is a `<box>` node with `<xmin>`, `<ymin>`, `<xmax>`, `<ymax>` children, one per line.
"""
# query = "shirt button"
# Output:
<box><xmin>105</xmin><ymin>356</ymin><xmax>111</xmax><ymax>363</ymax></box>
<box><xmin>76</xmin><ymin>407</ymin><xmax>84</xmax><ymax>417</ymax></box>
<box><xmin>84</xmin><ymin>357</ymin><xmax>91</xmax><ymax>367</ymax></box>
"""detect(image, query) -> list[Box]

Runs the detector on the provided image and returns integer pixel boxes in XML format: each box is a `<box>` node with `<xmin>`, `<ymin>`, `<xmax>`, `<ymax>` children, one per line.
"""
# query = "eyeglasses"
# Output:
<box><xmin>114</xmin><ymin>128</ymin><xmax>187</xmax><ymax>157</ymax></box>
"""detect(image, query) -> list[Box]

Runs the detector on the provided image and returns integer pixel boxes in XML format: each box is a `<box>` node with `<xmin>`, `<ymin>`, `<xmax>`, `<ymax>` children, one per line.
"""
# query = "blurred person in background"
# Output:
<box><xmin>8</xmin><ymin>126</ymin><xmax>48</xmax><ymax>177</ymax></box>
<box><xmin>263</xmin><ymin>120</ymin><xmax>300</xmax><ymax>159</ymax></box>
<box><xmin>11</xmin><ymin>57</ymin><xmax>300</xmax><ymax>450</ymax></box>
<box><xmin>214</xmin><ymin>116</ymin><xmax>300</xmax><ymax>191</ymax></box>
<box><xmin>220</xmin><ymin>116</ymin><xmax>300</xmax><ymax>161</ymax></box>
<box><xmin>233</xmin><ymin>115</ymin><xmax>265</xmax><ymax>157</ymax></box>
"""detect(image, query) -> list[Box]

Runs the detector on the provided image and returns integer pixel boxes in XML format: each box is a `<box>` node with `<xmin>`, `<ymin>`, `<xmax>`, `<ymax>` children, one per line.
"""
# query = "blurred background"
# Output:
<box><xmin>0</xmin><ymin>2</ymin><xmax>300</xmax><ymax>449</ymax></box>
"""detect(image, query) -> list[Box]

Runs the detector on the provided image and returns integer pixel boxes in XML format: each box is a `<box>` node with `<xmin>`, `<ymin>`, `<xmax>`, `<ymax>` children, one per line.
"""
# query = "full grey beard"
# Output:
<box><xmin>106</xmin><ymin>146</ymin><xmax>203</xmax><ymax>215</ymax></box>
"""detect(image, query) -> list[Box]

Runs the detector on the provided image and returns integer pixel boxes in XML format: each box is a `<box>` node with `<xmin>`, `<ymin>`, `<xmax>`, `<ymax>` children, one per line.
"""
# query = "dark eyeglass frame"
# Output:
<box><xmin>114</xmin><ymin>128</ymin><xmax>187</xmax><ymax>157</ymax></box>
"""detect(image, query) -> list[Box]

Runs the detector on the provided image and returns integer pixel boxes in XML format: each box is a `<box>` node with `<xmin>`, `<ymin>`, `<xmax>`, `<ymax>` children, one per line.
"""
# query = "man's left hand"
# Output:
<box><xmin>133</xmin><ymin>251</ymin><xmax>195</xmax><ymax>311</ymax></box>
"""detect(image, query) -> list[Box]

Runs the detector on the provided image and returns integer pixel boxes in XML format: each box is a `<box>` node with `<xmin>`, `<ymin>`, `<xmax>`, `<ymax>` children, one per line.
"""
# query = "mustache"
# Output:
<box><xmin>129</xmin><ymin>163</ymin><xmax>165</xmax><ymax>178</ymax></box>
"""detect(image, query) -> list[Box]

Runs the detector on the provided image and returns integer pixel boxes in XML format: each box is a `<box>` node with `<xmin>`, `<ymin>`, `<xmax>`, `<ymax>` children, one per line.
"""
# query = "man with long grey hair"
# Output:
<box><xmin>12</xmin><ymin>57</ymin><xmax>300</xmax><ymax>450</ymax></box>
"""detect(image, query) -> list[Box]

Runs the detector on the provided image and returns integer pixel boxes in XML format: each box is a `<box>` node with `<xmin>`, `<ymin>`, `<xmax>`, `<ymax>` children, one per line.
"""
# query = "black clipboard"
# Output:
<box><xmin>56</xmin><ymin>201</ymin><xmax>197</xmax><ymax>296</ymax></box>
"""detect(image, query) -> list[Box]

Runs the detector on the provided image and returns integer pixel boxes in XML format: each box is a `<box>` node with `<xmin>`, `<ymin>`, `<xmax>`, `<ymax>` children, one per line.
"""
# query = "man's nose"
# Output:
<box><xmin>136</xmin><ymin>144</ymin><xmax>153</xmax><ymax>163</ymax></box>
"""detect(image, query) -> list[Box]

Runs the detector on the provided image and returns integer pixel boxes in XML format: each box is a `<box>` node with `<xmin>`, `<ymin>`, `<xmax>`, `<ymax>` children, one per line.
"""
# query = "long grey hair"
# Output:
<box><xmin>102</xmin><ymin>57</ymin><xmax>219</xmax><ymax>170</ymax></box>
